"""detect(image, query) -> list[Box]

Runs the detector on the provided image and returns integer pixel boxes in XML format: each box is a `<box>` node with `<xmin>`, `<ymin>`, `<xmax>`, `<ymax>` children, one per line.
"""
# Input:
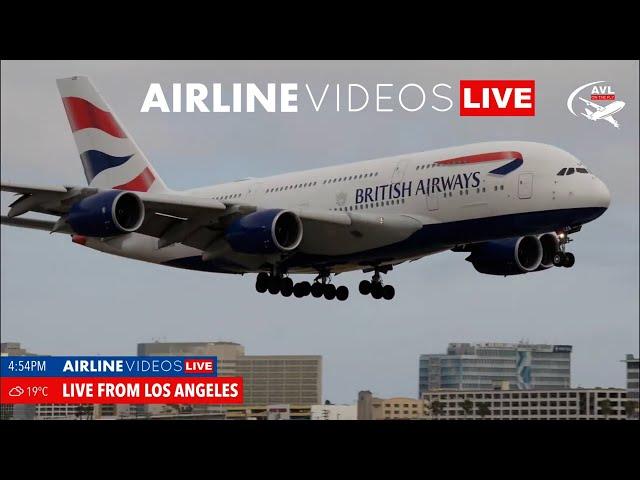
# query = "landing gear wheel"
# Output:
<box><xmin>359</xmin><ymin>280</ymin><xmax>371</xmax><ymax>295</ymax></box>
<box><xmin>371</xmin><ymin>282</ymin><xmax>383</xmax><ymax>299</ymax></box>
<box><xmin>336</xmin><ymin>286</ymin><xmax>349</xmax><ymax>301</ymax></box>
<box><xmin>382</xmin><ymin>285</ymin><xmax>395</xmax><ymax>300</ymax></box>
<box><xmin>563</xmin><ymin>252</ymin><xmax>575</xmax><ymax>268</ymax></box>
<box><xmin>324</xmin><ymin>284</ymin><xmax>336</xmax><ymax>300</ymax></box>
<box><xmin>256</xmin><ymin>273</ymin><xmax>269</xmax><ymax>293</ymax></box>
<box><xmin>293</xmin><ymin>283</ymin><xmax>305</xmax><ymax>298</ymax></box>
<box><xmin>280</xmin><ymin>277</ymin><xmax>294</xmax><ymax>297</ymax></box>
<box><xmin>268</xmin><ymin>277</ymin><xmax>281</xmax><ymax>295</ymax></box>
<box><xmin>311</xmin><ymin>283</ymin><xmax>324</xmax><ymax>298</ymax></box>
<box><xmin>298</xmin><ymin>281</ymin><xmax>311</xmax><ymax>297</ymax></box>
<box><xmin>552</xmin><ymin>252</ymin><xmax>566</xmax><ymax>267</ymax></box>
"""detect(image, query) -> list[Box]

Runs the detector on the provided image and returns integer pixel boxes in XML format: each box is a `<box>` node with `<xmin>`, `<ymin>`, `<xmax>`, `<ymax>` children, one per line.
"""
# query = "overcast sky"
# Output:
<box><xmin>1</xmin><ymin>60</ymin><xmax>638</xmax><ymax>403</ymax></box>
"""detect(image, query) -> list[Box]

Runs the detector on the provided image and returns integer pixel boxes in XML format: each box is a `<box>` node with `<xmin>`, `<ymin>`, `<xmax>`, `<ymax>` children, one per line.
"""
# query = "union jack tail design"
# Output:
<box><xmin>56</xmin><ymin>76</ymin><xmax>168</xmax><ymax>193</ymax></box>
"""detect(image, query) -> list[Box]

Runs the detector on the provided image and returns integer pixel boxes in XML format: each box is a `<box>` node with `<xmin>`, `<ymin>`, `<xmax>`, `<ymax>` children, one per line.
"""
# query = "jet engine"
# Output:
<box><xmin>225</xmin><ymin>209</ymin><xmax>303</xmax><ymax>254</ymax></box>
<box><xmin>66</xmin><ymin>190</ymin><xmax>145</xmax><ymax>237</ymax></box>
<box><xmin>466</xmin><ymin>235</ymin><xmax>543</xmax><ymax>276</ymax></box>
<box><xmin>536</xmin><ymin>232</ymin><xmax>560</xmax><ymax>270</ymax></box>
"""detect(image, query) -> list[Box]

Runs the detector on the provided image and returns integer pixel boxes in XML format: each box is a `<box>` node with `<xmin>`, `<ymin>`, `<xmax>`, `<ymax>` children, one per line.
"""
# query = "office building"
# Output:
<box><xmin>623</xmin><ymin>354</ymin><xmax>638</xmax><ymax>419</ymax></box>
<box><xmin>1</xmin><ymin>342</ymin><xmax>35</xmax><ymax>356</ymax></box>
<box><xmin>311</xmin><ymin>403</ymin><xmax>357</xmax><ymax>420</ymax></box>
<box><xmin>137</xmin><ymin>341</ymin><xmax>322</xmax><ymax>406</ymax></box>
<box><xmin>236</xmin><ymin>355</ymin><xmax>321</xmax><ymax>405</ymax></box>
<box><xmin>357</xmin><ymin>391</ymin><xmax>428</xmax><ymax>420</ymax></box>
<box><xmin>419</xmin><ymin>342</ymin><xmax>572</xmax><ymax>395</ymax></box>
<box><xmin>422</xmin><ymin>387</ymin><xmax>627</xmax><ymax>420</ymax></box>
<box><xmin>225</xmin><ymin>404</ymin><xmax>312</xmax><ymax>420</ymax></box>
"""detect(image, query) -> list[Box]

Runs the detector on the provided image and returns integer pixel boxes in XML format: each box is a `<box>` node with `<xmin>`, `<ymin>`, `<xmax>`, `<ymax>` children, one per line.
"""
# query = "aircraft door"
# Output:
<box><xmin>518</xmin><ymin>174</ymin><xmax>533</xmax><ymax>199</ymax></box>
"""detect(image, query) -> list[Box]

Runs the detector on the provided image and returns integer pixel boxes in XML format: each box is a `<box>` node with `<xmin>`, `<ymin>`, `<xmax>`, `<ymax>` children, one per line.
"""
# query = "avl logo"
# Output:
<box><xmin>460</xmin><ymin>80</ymin><xmax>535</xmax><ymax>116</ymax></box>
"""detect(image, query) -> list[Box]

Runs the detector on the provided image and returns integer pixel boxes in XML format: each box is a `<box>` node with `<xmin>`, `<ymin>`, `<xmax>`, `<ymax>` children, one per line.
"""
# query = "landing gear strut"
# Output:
<box><xmin>359</xmin><ymin>268</ymin><xmax>395</xmax><ymax>300</ymax></box>
<box><xmin>310</xmin><ymin>272</ymin><xmax>349</xmax><ymax>301</ymax></box>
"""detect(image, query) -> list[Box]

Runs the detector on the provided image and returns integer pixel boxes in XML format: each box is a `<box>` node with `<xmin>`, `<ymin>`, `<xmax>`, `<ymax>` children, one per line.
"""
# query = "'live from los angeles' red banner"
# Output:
<box><xmin>0</xmin><ymin>377</ymin><xmax>243</xmax><ymax>404</ymax></box>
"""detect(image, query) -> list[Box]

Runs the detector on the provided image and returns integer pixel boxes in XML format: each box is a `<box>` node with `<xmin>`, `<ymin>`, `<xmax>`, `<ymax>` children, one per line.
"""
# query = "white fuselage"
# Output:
<box><xmin>83</xmin><ymin>141</ymin><xmax>610</xmax><ymax>274</ymax></box>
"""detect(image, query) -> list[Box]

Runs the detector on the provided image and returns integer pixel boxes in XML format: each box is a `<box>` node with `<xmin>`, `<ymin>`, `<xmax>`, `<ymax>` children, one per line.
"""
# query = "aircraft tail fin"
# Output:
<box><xmin>56</xmin><ymin>76</ymin><xmax>169</xmax><ymax>193</ymax></box>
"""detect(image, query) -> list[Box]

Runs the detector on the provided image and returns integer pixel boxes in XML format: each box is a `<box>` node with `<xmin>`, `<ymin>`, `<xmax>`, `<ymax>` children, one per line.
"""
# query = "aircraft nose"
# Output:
<box><xmin>593</xmin><ymin>177</ymin><xmax>611</xmax><ymax>209</ymax></box>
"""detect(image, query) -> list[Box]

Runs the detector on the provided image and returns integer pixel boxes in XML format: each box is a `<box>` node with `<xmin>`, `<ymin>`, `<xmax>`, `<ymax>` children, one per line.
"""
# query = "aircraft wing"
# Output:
<box><xmin>602</xmin><ymin>115</ymin><xmax>620</xmax><ymax>128</ymax></box>
<box><xmin>0</xmin><ymin>215</ymin><xmax>57</xmax><ymax>232</ymax></box>
<box><xmin>2</xmin><ymin>182</ymin><xmax>425</xmax><ymax>255</ymax></box>
<box><xmin>1</xmin><ymin>182</ymin><xmax>241</xmax><ymax>250</ymax></box>
<box><xmin>579</xmin><ymin>97</ymin><xmax>604</xmax><ymax>111</ymax></box>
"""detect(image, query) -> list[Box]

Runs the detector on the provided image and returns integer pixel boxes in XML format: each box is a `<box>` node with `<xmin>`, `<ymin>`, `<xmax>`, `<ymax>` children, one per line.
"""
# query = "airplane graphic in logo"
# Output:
<box><xmin>578</xmin><ymin>97</ymin><xmax>625</xmax><ymax>129</ymax></box>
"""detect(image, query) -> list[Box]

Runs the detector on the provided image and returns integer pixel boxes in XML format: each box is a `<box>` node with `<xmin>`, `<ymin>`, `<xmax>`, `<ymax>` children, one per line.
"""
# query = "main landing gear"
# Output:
<box><xmin>255</xmin><ymin>272</ymin><xmax>349</xmax><ymax>301</ymax></box>
<box><xmin>358</xmin><ymin>268</ymin><xmax>395</xmax><ymax>300</ymax></box>
<box><xmin>552</xmin><ymin>232</ymin><xmax>576</xmax><ymax>268</ymax></box>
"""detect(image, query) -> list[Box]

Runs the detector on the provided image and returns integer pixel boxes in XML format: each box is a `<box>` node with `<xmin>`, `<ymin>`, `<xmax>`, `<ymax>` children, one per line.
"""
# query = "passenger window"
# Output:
<box><xmin>566</xmin><ymin>168</ymin><xmax>575</xmax><ymax>175</ymax></box>
<box><xmin>576</xmin><ymin>168</ymin><xmax>588</xmax><ymax>173</ymax></box>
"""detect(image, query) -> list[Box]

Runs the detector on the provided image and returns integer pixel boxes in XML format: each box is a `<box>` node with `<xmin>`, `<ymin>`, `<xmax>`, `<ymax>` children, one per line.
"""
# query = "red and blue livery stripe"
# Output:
<box><xmin>62</xmin><ymin>97</ymin><xmax>126</xmax><ymax>138</ymax></box>
<box><xmin>79</xmin><ymin>150</ymin><xmax>133</xmax><ymax>182</ymax></box>
<box><xmin>114</xmin><ymin>167</ymin><xmax>155</xmax><ymax>192</ymax></box>
<box><xmin>436</xmin><ymin>151</ymin><xmax>523</xmax><ymax>175</ymax></box>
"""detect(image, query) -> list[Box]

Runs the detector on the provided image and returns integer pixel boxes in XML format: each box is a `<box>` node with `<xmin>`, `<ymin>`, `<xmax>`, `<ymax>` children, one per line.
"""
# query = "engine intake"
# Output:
<box><xmin>225</xmin><ymin>209</ymin><xmax>303</xmax><ymax>254</ymax></box>
<box><xmin>466</xmin><ymin>235</ymin><xmax>543</xmax><ymax>276</ymax></box>
<box><xmin>537</xmin><ymin>232</ymin><xmax>560</xmax><ymax>269</ymax></box>
<box><xmin>66</xmin><ymin>190</ymin><xmax>145</xmax><ymax>237</ymax></box>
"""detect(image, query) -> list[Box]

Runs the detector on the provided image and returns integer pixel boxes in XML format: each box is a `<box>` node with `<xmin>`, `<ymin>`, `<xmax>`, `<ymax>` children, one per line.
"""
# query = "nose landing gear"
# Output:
<box><xmin>552</xmin><ymin>251</ymin><xmax>575</xmax><ymax>268</ymax></box>
<box><xmin>552</xmin><ymin>232</ymin><xmax>576</xmax><ymax>268</ymax></box>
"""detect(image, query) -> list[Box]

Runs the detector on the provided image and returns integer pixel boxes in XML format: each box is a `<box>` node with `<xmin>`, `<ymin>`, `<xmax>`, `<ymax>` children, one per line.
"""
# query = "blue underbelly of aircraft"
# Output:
<box><xmin>162</xmin><ymin>207</ymin><xmax>607</xmax><ymax>274</ymax></box>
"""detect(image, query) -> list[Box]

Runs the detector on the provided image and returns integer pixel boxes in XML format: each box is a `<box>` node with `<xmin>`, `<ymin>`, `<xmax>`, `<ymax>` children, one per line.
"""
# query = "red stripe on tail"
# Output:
<box><xmin>113</xmin><ymin>167</ymin><xmax>155</xmax><ymax>192</ymax></box>
<box><xmin>62</xmin><ymin>97</ymin><xmax>126</xmax><ymax>138</ymax></box>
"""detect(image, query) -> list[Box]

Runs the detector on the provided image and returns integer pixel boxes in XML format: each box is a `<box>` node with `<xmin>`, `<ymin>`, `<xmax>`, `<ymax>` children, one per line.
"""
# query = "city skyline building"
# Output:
<box><xmin>419</xmin><ymin>342</ymin><xmax>572</xmax><ymax>396</ymax></box>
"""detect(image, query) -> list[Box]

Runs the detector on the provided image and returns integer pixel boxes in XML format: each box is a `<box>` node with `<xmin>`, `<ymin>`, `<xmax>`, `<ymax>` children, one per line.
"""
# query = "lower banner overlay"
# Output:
<box><xmin>0</xmin><ymin>377</ymin><xmax>244</xmax><ymax>404</ymax></box>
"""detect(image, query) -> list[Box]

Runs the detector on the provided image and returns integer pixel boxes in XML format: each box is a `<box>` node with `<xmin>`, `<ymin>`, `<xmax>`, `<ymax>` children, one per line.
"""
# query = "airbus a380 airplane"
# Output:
<box><xmin>1</xmin><ymin>76</ymin><xmax>611</xmax><ymax>301</ymax></box>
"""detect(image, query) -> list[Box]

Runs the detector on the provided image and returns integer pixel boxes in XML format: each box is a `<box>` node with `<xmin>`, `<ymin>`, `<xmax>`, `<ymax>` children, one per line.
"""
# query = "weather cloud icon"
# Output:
<box><xmin>8</xmin><ymin>386</ymin><xmax>24</xmax><ymax>397</ymax></box>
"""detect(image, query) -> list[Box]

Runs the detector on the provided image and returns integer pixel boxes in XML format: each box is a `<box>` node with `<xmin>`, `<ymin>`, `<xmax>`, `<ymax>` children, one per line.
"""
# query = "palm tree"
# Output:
<box><xmin>430</xmin><ymin>400</ymin><xmax>444</xmax><ymax>419</ymax></box>
<box><xmin>599</xmin><ymin>399</ymin><xmax>613</xmax><ymax>419</ymax></box>
<box><xmin>624</xmin><ymin>400</ymin><xmax>638</xmax><ymax>419</ymax></box>
<box><xmin>476</xmin><ymin>402</ymin><xmax>491</xmax><ymax>419</ymax></box>
<box><xmin>461</xmin><ymin>399</ymin><xmax>474</xmax><ymax>418</ymax></box>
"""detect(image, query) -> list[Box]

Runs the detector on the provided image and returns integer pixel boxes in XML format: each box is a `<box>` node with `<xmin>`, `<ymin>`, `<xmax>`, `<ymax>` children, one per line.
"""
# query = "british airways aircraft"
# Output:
<box><xmin>1</xmin><ymin>76</ymin><xmax>611</xmax><ymax>301</ymax></box>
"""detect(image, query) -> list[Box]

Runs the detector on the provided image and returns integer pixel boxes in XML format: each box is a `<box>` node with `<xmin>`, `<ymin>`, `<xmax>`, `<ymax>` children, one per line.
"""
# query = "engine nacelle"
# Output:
<box><xmin>66</xmin><ymin>190</ymin><xmax>145</xmax><ymax>237</ymax></box>
<box><xmin>466</xmin><ymin>235</ymin><xmax>543</xmax><ymax>276</ymax></box>
<box><xmin>537</xmin><ymin>232</ymin><xmax>560</xmax><ymax>270</ymax></box>
<box><xmin>225</xmin><ymin>209</ymin><xmax>303</xmax><ymax>254</ymax></box>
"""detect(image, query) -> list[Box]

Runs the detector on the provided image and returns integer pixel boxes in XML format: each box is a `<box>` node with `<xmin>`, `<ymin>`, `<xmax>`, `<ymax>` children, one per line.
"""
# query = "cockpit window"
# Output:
<box><xmin>566</xmin><ymin>168</ymin><xmax>575</xmax><ymax>175</ymax></box>
<box><xmin>557</xmin><ymin>168</ymin><xmax>567</xmax><ymax>176</ymax></box>
<box><xmin>576</xmin><ymin>168</ymin><xmax>588</xmax><ymax>173</ymax></box>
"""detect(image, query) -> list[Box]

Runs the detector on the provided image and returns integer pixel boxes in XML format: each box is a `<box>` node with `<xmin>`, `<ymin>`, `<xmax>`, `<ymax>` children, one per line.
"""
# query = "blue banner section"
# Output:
<box><xmin>0</xmin><ymin>356</ymin><xmax>218</xmax><ymax>378</ymax></box>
